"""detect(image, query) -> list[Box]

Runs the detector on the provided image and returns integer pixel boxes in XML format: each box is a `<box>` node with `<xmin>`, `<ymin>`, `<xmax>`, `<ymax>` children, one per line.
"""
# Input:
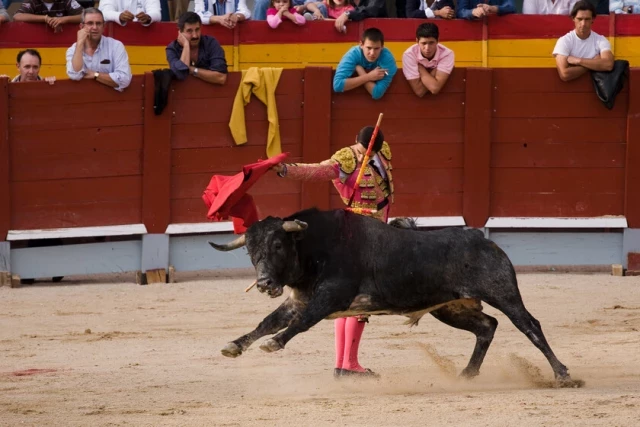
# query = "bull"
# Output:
<box><xmin>209</xmin><ymin>208</ymin><xmax>581</xmax><ymax>387</ymax></box>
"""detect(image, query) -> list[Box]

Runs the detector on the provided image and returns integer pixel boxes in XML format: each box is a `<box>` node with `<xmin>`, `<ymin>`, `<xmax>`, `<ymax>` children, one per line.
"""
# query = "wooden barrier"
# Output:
<box><xmin>2</xmin><ymin>15</ymin><xmax>640</xmax><ymax>78</ymax></box>
<box><xmin>0</xmin><ymin>66</ymin><xmax>635</xmax><ymax>242</ymax></box>
<box><xmin>491</xmin><ymin>69</ymin><xmax>627</xmax><ymax>218</ymax></box>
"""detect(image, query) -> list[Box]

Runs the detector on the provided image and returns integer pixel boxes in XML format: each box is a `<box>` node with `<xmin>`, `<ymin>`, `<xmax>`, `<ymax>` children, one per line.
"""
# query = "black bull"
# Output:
<box><xmin>210</xmin><ymin>208</ymin><xmax>581</xmax><ymax>386</ymax></box>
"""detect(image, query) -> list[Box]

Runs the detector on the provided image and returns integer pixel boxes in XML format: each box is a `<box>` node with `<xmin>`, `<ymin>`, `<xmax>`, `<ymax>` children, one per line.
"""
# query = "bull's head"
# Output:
<box><xmin>209</xmin><ymin>217</ymin><xmax>308</xmax><ymax>298</ymax></box>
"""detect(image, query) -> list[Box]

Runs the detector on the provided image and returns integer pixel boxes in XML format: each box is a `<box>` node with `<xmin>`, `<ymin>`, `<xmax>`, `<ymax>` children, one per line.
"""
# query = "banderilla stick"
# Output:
<box><xmin>348</xmin><ymin>112</ymin><xmax>384</xmax><ymax>207</ymax></box>
<box><xmin>245</xmin><ymin>280</ymin><xmax>258</xmax><ymax>293</ymax></box>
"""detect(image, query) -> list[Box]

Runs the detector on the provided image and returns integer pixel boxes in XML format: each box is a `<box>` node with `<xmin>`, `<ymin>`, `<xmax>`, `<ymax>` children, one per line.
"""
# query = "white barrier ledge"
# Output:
<box><xmin>165</xmin><ymin>222</ymin><xmax>235</xmax><ymax>234</ymax></box>
<box><xmin>166</xmin><ymin>217</ymin><xmax>467</xmax><ymax>235</ymax></box>
<box><xmin>388</xmin><ymin>216</ymin><xmax>466</xmax><ymax>227</ymax></box>
<box><xmin>485</xmin><ymin>217</ymin><xmax>628</xmax><ymax>229</ymax></box>
<box><xmin>7</xmin><ymin>224</ymin><xmax>148</xmax><ymax>241</ymax></box>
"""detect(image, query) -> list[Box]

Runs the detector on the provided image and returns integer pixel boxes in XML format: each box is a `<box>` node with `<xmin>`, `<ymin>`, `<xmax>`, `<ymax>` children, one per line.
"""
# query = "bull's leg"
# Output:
<box><xmin>259</xmin><ymin>293</ymin><xmax>346</xmax><ymax>353</ymax></box>
<box><xmin>221</xmin><ymin>297</ymin><xmax>300</xmax><ymax>358</ymax></box>
<box><xmin>430</xmin><ymin>300</ymin><xmax>498</xmax><ymax>379</ymax></box>
<box><xmin>485</xmin><ymin>293</ymin><xmax>574</xmax><ymax>384</ymax></box>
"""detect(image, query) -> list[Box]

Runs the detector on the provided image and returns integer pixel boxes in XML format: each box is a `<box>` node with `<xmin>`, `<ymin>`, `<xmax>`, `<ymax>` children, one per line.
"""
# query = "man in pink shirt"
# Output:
<box><xmin>402</xmin><ymin>22</ymin><xmax>455</xmax><ymax>97</ymax></box>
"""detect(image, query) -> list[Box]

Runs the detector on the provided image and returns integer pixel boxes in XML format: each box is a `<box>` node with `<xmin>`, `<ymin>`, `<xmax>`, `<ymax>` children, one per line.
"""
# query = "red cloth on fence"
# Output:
<box><xmin>202</xmin><ymin>152</ymin><xmax>289</xmax><ymax>234</ymax></box>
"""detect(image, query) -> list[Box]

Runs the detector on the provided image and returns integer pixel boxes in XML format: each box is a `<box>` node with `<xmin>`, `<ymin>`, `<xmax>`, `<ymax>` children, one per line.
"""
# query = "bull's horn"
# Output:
<box><xmin>282</xmin><ymin>219</ymin><xmax>308</xmax><ymax>232</ymax></box>
<box><xmin>208</xmin><ymin>234</ymin><xmax>246</xmax><ymax>251</ymax></box>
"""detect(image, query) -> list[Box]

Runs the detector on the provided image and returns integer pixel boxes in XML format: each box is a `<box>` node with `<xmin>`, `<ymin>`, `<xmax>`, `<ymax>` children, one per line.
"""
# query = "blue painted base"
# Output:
<box><xmin>4</xmin><ymin>228</ymin><xmax>637</xmax><ymax>280</ymax></box>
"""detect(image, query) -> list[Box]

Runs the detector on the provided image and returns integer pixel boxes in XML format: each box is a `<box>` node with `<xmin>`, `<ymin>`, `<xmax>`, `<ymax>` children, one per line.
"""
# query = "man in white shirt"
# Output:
<box><xmin>552</xmin><ymin>0</ymin><xmax>614</xmax><ymax>82</ymax></box>
<box><xmin>523</xmin><ymin>0</ymin><xmax>577</xmax><ymax>15</ymax></box>
<box><xmin>194</xmin><ymin>0</ymin><xmax>251</xmax><ymax>27</ymax></box>
<box><xmin>66</xmin><ymin>8</ymin><xmax>133</xmax><ymax>92</ymax></box>
<box><xmin>99</xmin><ymin>0</ymin><xmax>162</xmax><ymax>26</ymax></box>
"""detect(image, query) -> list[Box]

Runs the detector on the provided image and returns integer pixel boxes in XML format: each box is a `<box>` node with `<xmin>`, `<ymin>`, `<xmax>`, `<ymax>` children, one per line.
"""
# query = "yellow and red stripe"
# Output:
<box><xmin>1</xmin><ymin>15</ymin><xmax>639</xmax><ymax>79</ymax></box>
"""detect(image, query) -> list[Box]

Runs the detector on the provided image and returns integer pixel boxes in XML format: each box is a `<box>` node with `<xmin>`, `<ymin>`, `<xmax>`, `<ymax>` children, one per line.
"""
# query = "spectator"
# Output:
<box><xmin>594</xmin><ymin>0</ymin><xmax>609</xmax><ymax>14</ymax></box>
<box><xmin>166</xmin><ymin>12</ymin><xmax>228</xmax><ymax>85</ymax></box>
<box><xmin>66</xmin><ymin>8</ymin><xmax>133</xmax><ymax>91</ymax></box>
<box><xmin>194</xmin><ymin>0</ymin><xmax>251</xmax><ymax>27</ymax></box>
<box><xmin>333</xmin><ymin>27</ymin><xmax>397</xmax><ymax>100</ymax></box>
<box><xmin>304</xmin><ymin>0</ymin><xmax>354</xmax><ymax>20</ymax></box>
<box><xmin>99</xmin><ymin>0</ymin><xmax>162</xmax><ymax>26</ymax></box>
<box><xmin>12</xmin><ymin>49</ymin><xmax>56</xmax><ymax>84</ymax></box>
<box><xmin>333</xmin><ymin>0</ymin><xmax>387</xmax><ymax>33</ymax></box>
<box><xmin>13</xmin><ymin>0</ymin><xmax>83</xmax><ymax>31</ymax></box>
<box><xmin>253</xmin><ymin>0</ymin><xmax>308</xmax><ymax>20</ymax></box>
<box><xmin>402</xmin><ymin>22</ymin><xmax>454</xmax><ymax>97</ymax></box>
<box><xmin>609</xmin><ymin>0</ymin><xmax>639</xmax><ymax>13</ymax></box>
<box><xmin>267</xmin><ymin>0</ymin><xmax>306</xmax><ymax>27</ymax></box>
<box><xmin>457</xmin><ymin>0</ymin><xmax>515</xmax><ymax>19</ymax></box>
<box><xmin>0</xmin><ymin>2</ymin><xmax>9</xmax><ymax>23</ymax></box>
<box><xmin>406</xmin><ymin>0</ymin><xmax>455</xmax><ymax>19</ymax></box>
<box><xmin>552</xmin><ymin>0</ymin><xmax>613</xmax><ymax>81</ymax></box>
<box><xmin>523</xmin><ymin>0</ymin><xmax>578</xmax><ymax>14</ymax></box>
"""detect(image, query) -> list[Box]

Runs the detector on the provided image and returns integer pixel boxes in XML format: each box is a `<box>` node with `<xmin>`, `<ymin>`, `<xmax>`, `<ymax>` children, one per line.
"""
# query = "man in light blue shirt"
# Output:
<box><xmin>66</xmin><ymin>8</ymin><xmax>133</xmax><ymax>92</ymax></box>
<box><xmin>333</xmin><ymin>28</ymin><xmax>397</xmax><ymax>100</ymax></box>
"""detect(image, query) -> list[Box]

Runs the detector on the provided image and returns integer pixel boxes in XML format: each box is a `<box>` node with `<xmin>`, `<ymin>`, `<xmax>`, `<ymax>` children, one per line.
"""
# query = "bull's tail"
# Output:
<box><xmin>388</xmin><ymin>217</ymin><xmax>419</xmax><ymax>230</ymax></box>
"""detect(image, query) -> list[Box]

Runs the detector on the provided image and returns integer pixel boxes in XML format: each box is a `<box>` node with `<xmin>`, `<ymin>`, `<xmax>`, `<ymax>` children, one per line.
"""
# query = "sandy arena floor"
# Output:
<box><xmin>1</xmin><ymin>272</ymin><xmax>639</xmax><ymax>426</ymax></box>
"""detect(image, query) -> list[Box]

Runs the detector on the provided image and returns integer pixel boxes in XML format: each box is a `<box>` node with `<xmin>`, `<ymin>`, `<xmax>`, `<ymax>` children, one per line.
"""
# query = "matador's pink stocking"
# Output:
<box><xmin>342</xmin><ymin>316</ymin><xmax>366</xmax><ymax>372</ymax></box>
<box><xmin>334</xmin><ymin>317</ymin><xmax>346</xmax><ymax>368</ymax></box>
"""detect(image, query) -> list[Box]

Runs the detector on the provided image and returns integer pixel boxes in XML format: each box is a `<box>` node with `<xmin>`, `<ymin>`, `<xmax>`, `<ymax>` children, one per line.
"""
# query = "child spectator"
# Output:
<box><xmin>305</xmin><ymin>0</ymin><xmax>354</xmax><ymax>20</ymax></box>
<box><xmin>267</xmin><ymin>0</ymin><xmax>306</xmax><ymax>27</ymax></box>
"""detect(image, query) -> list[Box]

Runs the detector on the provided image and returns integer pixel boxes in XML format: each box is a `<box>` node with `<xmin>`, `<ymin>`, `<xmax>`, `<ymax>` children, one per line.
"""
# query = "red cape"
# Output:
<box><xmin>202</xmin><ymin>152</ymin><xmax>289</xmax><ymax>234</ymax></box>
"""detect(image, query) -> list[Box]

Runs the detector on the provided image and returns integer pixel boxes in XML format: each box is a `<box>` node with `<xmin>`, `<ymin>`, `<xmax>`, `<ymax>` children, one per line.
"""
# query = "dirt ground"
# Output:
<box><xmin>1</xmin><ymin>271</ymin><xmax>639</xmax><ymax>426</ymax></box>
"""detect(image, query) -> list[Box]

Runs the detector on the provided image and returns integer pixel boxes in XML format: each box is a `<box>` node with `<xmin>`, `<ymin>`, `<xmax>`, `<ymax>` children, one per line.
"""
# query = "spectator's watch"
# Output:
<box><xmin>344</xmin><ymin>11</ymin><xmax>350</xmax><ymax>19</ymax></box>
<box><xmin>193</xmin><ymin>68</ymin><xmax>199</xmax><ymax>77</ymax></box>
<box><xmin>93</xmin><ymin>72</ymin><xmax>99</xmax><ymax>80</ymax></box>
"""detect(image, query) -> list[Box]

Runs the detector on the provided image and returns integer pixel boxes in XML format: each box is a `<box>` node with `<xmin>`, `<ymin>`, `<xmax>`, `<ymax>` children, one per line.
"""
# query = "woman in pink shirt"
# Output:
<box><xmin>267</xmin><ymin>0</ymin><xmax>306</xmax><ymax>27</ymax></box>
<box><xmin>305</xmin><ymin>0</ymin><xmax>355</xmax><ymax>19</ymax></box>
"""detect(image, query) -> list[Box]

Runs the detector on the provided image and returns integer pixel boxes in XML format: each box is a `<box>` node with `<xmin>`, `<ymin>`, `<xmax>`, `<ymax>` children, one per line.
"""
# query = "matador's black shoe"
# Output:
<box><xmin>336</xmin><ymin>368</ymin><xmax>380</xmax><ymax>379</ymax></box>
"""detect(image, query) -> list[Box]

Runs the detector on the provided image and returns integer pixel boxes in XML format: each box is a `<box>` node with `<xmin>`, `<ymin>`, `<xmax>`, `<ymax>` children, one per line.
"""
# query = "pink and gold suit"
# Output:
<box><xmin>281</xmin><ymin>142</ymin><xmax>394</xmax><ymax>222</ymax></box>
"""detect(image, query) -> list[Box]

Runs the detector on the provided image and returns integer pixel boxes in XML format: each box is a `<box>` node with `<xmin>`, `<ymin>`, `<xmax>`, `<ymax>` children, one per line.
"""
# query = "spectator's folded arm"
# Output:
<box><xmin>348</xmin><ymin>0</ymin><xmax>386</xmax><ymax>21</ymax></box>
<box><xmin>455</xmin><ymin>0</ymin><xmax>476</xmax><ymax>19</ymax></box>
<box><xmin>405</xmin><ymin>0</ymin><xmax>435</xmax><ymax>18</ymax></box>
<box><xmin>166</xmin><ymin>45</ymin><xmax>190</xmax><ymax>80</ymax></box>
<box><xmin>110</xmin><ymin>42</ymin><xmax>133</xmax><ymax>91</ymax></box>
<box><xmin>146</xmin><ymin>0</ymin><xmax>162</xmax><ymax>23</ymax></box>
<box><xmin>497</xmin><ymin>0</ymin><xmax>515</xmax><ymax>15</ymax></box>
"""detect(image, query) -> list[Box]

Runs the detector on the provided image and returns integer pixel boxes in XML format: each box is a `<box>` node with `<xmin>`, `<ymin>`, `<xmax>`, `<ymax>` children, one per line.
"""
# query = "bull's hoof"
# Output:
<box><xmin>221</xmin><ymin>342</ymin><xmax>243</xmax><ymax>358</ymax></box>
<box><xmin>460</xmin><ymin>367</ymin><xmax>479</xmax><ymax>379</ymax></box>
<box><xmin>259</xmin><ymin>338</ymin><xmax>282</xmax><ymax>353</ymax></box>
<box><xmin>554</xmin><ymin>376</ymin><xmax>585</xmax><ymax>388</ymax></box>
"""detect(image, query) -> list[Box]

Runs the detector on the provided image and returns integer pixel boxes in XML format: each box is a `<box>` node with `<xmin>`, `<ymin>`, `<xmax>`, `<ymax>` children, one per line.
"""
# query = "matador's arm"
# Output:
<box><xmin>277</xmin><ymin>147</ymin><xmax>357</xmax><ymax>183</ymax></box>
<box><xmin>280</xmin><ymin>159</ymin><xmax>340</xmax><ymax>182</ymax></box>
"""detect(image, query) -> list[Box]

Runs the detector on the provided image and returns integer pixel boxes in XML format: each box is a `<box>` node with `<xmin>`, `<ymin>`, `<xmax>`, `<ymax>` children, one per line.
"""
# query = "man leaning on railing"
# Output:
<box><xmin>13</xmin><ymin>0</ymin><xmax>83</xmax><ymax>32</ymax></box>
<box><xmin>99</xmin><ymin>0</ymin><xmax>162</xmax><ymax>26</ymax></box>
<box><xmin>165</xmin><ymin>12</ymin><xmax>228</xmax><ymax>85</ymax></box>
<box><xmin>0</xmin><ymin>49</ymin><xmax>56</xmax><ymax>84</ymax></box>
<box><xmin>65</xmin><ymin>8</ymin><xmax>133</xmax><ymax>91</ymax></box>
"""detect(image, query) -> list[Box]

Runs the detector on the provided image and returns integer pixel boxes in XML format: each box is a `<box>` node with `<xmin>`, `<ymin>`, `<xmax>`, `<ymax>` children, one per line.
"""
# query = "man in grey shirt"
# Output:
<box><xmin>66</xmin><ymin>8</ymin><xmax>133</xmax><ymax>92</ymax></box>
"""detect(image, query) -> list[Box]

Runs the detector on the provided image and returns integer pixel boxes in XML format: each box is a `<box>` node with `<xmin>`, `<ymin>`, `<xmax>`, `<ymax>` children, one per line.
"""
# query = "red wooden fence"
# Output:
<box><xmin>1</xmin><ymin>67</ymin><xmax>638</xmax><ymax>241</ymax></box>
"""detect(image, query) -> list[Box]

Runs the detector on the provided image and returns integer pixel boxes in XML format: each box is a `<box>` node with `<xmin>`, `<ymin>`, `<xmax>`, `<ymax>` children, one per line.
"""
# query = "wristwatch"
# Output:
<box><xmin>193</xmin><ymin>67</ymin><xmax>199</xmax><ymax>76</ymax></box>
<box><xmin>93</xmin><ymin>72</ymin><xmax>99</xmax><ymax>80</ymax></box>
